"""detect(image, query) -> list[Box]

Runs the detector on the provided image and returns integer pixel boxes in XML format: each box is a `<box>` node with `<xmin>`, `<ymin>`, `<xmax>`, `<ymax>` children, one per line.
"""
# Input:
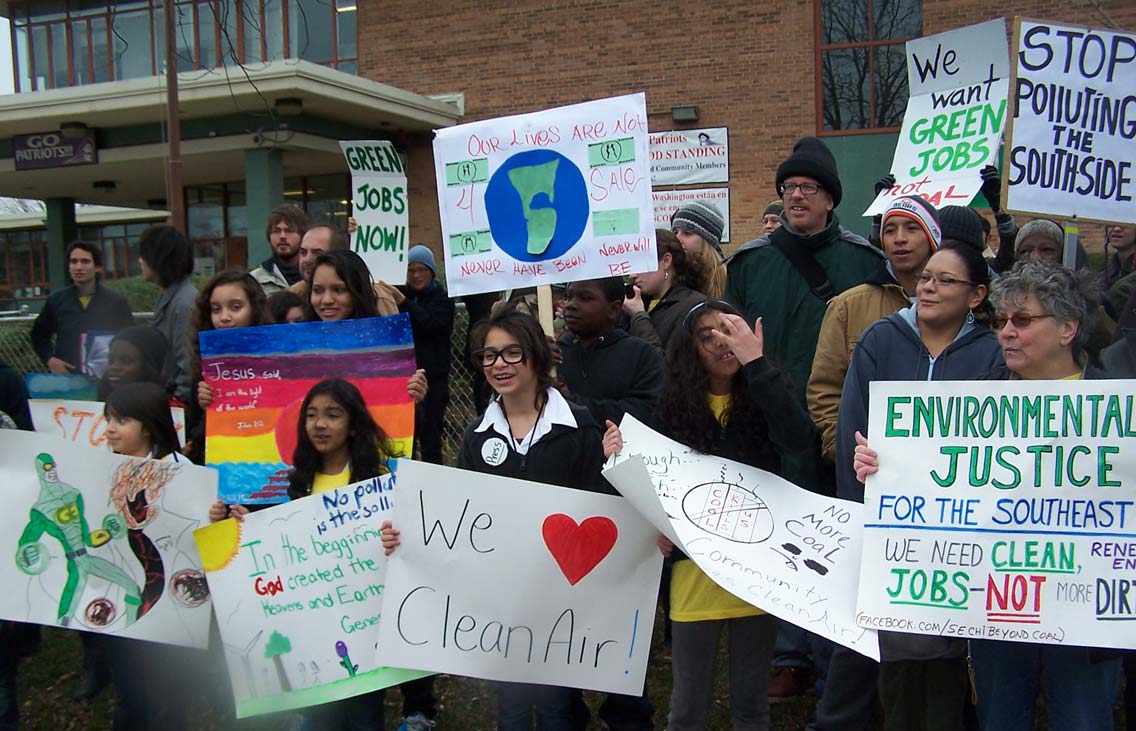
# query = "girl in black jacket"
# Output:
<box><xmin>605</xmin><ymin>299</ymin><xmax>814</xmax><ymax>731</ymax></box>
<box><xmin>384</xmin><ymin>308</ymin><xmax>621</xmax><ymax>730</ymax></box>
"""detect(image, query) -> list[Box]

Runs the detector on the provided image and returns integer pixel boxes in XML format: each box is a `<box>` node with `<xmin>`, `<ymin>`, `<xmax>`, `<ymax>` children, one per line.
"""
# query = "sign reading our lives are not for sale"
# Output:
<box><xmin>434</xmin><ymin>93</ymin><xmax>657</xmax><ymax>297</ymax></box>
<box><xmin>856</xmin><ymin>380</ymin><xmax>1136</xmax><ymax>650</ymax></box>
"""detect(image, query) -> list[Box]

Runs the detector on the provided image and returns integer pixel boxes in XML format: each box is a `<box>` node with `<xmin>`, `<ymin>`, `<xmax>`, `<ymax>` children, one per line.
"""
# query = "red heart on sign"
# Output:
<box><xmin>541</xmin><ymin>514</ymin><xmax>619</xmax><ymax>586</ymax></box>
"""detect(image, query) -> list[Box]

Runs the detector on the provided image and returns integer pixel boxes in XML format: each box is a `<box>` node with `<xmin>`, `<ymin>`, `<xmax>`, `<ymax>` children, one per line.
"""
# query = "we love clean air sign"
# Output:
<box><xmin>378</xmin><ymin>460</ymin><xmax>663</xmax><ymax>694</ymax></box>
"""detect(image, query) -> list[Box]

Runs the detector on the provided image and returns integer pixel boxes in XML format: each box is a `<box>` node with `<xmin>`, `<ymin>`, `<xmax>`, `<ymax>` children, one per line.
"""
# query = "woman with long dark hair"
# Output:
<box><xmin>304</xmin><ymin>250</ymin><xmax>380</xmax><ymax>323</ymax></box>
<box><xmin>383</xmin><ymin>308</ymin><xmax>622</xmax><ymax>730</ymax></box>
<box><xmin>605</xmin><ymin>299</ymin><xmax>814</xmax><ymax>731</ymax></box>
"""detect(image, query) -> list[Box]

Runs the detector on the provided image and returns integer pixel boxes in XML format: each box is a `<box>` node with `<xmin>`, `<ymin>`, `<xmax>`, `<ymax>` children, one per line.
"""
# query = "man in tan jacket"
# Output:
<box><xmin>288</xmin><ymin>222</ymin><xmax>400</xmax><ymax>316</ymax></box>
<box><xmin>807</xmin><ymin>195</ymin><xmax>940</xmax><ymax>461</ymax></box>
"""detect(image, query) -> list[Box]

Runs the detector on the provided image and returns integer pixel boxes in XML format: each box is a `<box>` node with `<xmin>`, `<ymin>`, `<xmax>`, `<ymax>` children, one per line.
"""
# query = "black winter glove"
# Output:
<box><xmin>980</xmin><ymin>165</ymin><xmax>1002</xmax><ymax>212</ymax></box>
<box><xmin>874</xmin><ymin>174</ymin><xmax>896</xmax><ymax>197</ymax></box>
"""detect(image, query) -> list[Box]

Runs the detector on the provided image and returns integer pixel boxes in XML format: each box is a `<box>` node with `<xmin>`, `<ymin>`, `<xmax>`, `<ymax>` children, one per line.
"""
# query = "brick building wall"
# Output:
<box><xmin>359</xmin><ymin>1</ymin><xmax>1134</xmax><ymax>269</ymax></box>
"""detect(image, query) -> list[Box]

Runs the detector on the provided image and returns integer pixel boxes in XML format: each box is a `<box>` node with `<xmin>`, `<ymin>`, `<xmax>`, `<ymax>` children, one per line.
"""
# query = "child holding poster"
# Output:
<box><xmin>382</xmin><ymin>308</ymin><xmax>623</xmax><ymax>730</ymax></box>
<box><xmin>187</xmin><ymin>271</ymin><xmax>273</xmax><ymax>463</ymax></box>
<box><xmin>101</xmin><ymin>381</ymin><xmax>196</xmax><ymax>730</ymax></box>
<box><xmin>208</xmin><ymin>376</ymin><xmax>435</xmax><ymax>730</ymax></box>
<box><xmin>603</xmin><ymin>299</ymin><xmax>814</xmax><ymax>731</ymax></box>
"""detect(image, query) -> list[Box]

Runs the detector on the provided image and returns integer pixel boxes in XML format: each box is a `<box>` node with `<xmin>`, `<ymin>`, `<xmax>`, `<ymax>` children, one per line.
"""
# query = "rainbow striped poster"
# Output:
<box><xmin>199</xmin><ymin>315</ymin><xmax>416</xmax><ymax>504</ymax></box>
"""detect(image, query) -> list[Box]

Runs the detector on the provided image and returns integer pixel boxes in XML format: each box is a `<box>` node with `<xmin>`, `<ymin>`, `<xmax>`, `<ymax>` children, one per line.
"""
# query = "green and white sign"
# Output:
<box><xmin>341</xmin><ymin>140</ymin><xmax>409</xmax><ymax>284</ymax></box>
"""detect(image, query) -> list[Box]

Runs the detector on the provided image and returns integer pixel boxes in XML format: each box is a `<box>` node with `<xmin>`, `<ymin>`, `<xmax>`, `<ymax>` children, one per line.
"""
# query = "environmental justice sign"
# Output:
<box><xmin>1003</xmin><ymin>20</ymin><xmax>1136</xmax><ymax>224</ymax></box>
<box><xmin>434</xmin><ymin>93</ymin><xmax>658</xmax><ymax>296</ymax></box>
<box><xmin>0</xmin><ymin>430</ymin><xmax>216</xmax><ymax>648</ymax></box>
<box><xmin>604</xmin><ymin>416</ymin><xmax>879</xmax><ymax>659</ymax></box>
<box><xmin>652</xmin><ymin>188</ymin><xmax>731</xmax><ymax>243</ymax></box>
<box><xmin>865</xmin><ymin>19</ymin><xmax>1009</xmax><ymax>215</ymax></box>
<box><xmin>856</xmin><ymin>381</ymin><xmax>1136</xmax><ymax>649</ymax></box>
<box><xmin>200</xmin><ymin>316</ymin><xmax>415</xmax><ymax>504</ymax></box>
<box><xmin>648</xmin><ymin>127</ymin><xmax>729</xmax><ymax>186</ymax></box>
<box><xmin>377</xmin><ymin>460</ymin><xmax>663</xmax><ymax>695</ymax></box>
<box><xmin>193</xmin><ymin>475</ymin><xmax>429</xmax><ymax>717</ymax></box>
<box><xmin>341</xmin><ymin>140</ymin><xmax>410</xmax><ymax>283</ymax></box>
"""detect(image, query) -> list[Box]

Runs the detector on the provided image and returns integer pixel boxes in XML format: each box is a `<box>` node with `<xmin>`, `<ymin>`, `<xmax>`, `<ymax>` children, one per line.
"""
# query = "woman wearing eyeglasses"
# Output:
<box><xmin>384</xmin><ymin>306</ymin><xmax>619</xmax><ymax>730</ymax></box>
<box><xmin>967</xmin><ymin>261</ymin><xmax>1120</xmax><ymax>731</ymax></box>
<box><xmin>834</xmin><ymin>241</ymin><xmax>1003</xmax><ymax>731</ymax></box>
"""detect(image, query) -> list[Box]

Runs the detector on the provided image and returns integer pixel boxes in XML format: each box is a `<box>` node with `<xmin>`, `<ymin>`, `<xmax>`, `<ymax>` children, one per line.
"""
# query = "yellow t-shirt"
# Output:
<box><xmin>312</xmin><ymin>467</ymin><xmax>351</xmax><ymax>495</ymax></box>
<box><xmin>1061</xmin><ymin>372</ymin><xmax>1083</xmax><ymax>380</ymax></box>
<box><xmin>669</xmin><ymin>391</ymin><xmax>763</xmax><ymax>622</ymax></box>
<box><xmin>79</xmin><ymin>295</ymin><xmax>92</xmax><ymax>309</ymax></box>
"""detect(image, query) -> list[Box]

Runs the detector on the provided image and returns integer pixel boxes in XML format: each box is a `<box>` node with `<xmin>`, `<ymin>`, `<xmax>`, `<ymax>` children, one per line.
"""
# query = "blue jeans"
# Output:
<box><xmin>497</xmin><ymin>681</ymin><xmax>576</xmax><ymax>731</ymax></box>
<box><xmin>970</xmin><ymin>640</ymin><xmax>1120</xmax><ymax>731</ymax></box>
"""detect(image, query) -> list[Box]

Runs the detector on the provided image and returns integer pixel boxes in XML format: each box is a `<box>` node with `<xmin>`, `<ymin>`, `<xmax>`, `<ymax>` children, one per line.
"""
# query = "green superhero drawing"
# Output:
<box><xmin>15</xmin><ymin>453</ymin><xmax>142</xmax><ymax>628</ymax></box>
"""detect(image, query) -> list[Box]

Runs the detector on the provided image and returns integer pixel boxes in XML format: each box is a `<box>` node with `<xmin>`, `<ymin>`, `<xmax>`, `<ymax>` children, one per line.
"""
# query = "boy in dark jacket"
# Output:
<box><xmin>558</xmin><ymin>278</ymin><xmax>663</xmax><ymax>426</ymax></box>
<box><xmin>399</xmin><ymin>245</ymin><xmax>456</xmax><ymax>464</ymax></box>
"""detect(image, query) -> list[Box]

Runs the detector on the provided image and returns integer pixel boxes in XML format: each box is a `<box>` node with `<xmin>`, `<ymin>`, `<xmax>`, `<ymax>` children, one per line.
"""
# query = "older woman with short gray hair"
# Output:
<box><xmin>968</xmin><ymin>259</ymin><xmax>1120</xmax><ymax>729</ymax></box>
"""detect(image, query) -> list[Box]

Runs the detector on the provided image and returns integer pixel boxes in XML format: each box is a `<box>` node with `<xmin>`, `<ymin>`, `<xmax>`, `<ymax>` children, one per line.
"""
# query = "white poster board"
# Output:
<box><xmin>193</xmin><ymin>476</ymin><xmax>429</xmax><ymax>717</ymax></box>
<box><xmin>341</xmin><ymin>140</ymin><xmax>410</xmax><ymax>283</ymax></box>
<box><xmin>30</xmin><ymin>399</ymin><xmax>185</xmax><ymax>447</ymax></box>
<box><xmin>377</xmin><ymin>460</ymin><xmax>663</xmax><ymax>694</ymax></box>
<box><xmin>604</xmin><ymin>416</ymin><xmax>879</xmax><ymax>659</ymax></box>
<box><xmin>856</xmin><ymin>381</ymin><xmax>1136</xmax><ymax>649</ymax></box>
<box><xmin>0</xmin><ymin>430</ymin><xmax>215</xmax><ymax>648</ymax></box>
<box><xmin>434</xmin><ymin>93</ymin><xmax>658</xmax><ymax>296</ymax></box>
<box><xmin>648</xmin><ymin>127</ymin><xmax>729</xmax><ymax>185</ymax></box>
<box><xmin>652</xmin><ymin>188</ymin><xmax>731</xmax><ymax>242</ymax></box>
<box><xmin>865</xmin><ymin>19</ymin><xmax>1009</xmax><ymax>215</ymax></box>
<box><xmin>1003</xmin><ymin>20</ymin><xmax>1136</xmax><ymax>224</ymax></box>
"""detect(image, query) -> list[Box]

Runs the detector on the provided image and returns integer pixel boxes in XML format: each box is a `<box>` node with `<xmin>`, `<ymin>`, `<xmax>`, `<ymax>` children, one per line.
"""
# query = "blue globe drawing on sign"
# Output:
<box><xmin>485</xmin><ymin>149</ymin><xmax>589</xmax><ymax>262</ymax></box>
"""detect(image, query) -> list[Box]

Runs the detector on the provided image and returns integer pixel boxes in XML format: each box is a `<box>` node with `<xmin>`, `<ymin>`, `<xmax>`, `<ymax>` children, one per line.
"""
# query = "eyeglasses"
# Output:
<box><xmin>991</xmin><ymin>312</ymin><xmax>1055</xmax><ymax>330</ymax></box>
<box><xmin>917</xmin><ymin>272</ymin><xmax>974</xmax><ymax>288</ymax></box>
<box><xmin>779</xmin><ymin>182</ymin><xmax>823</xmax><ymax>197</ymax></box>
<box><xmin>473</xmin><ymin>345</ymin><xmax>526</xmax><ymax>367</ymax></box>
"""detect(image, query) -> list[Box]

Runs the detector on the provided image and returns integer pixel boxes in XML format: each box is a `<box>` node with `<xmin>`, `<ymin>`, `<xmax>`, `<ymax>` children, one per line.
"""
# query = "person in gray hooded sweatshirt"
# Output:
<box><xmin>833</xmin><ymin>241</ymin><xmax>1003</xmax><ymax>731</ymax></box>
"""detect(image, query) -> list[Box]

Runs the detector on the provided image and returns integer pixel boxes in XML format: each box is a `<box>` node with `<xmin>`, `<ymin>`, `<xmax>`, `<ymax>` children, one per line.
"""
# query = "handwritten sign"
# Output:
<box><xmin>604</xmin><ymin>416</ymin><xmax>879</xmax><ymax>659</ymax></box>
<box><xmin>434</xmin><ymin>93</ymin><xmax>657</xmax><ymax>296</ymax></box>
<box><xmin>865</xmin><ymin>19</ymin><xmax>1009</xmax><ymax>215</ymax></box>
<box><xmin>193</xmin><ymin>475</ymin><xmax>428</xmax><ymax>717</ymax></box>
<box><xmin>30</xmin><ymin>399</ymin><xmax>185</xmax><ymax>447</ymax></box>
<box><xmin>0</xmin><ymin>430</ymin><xmax>216</xmax><ymax>647</ymax></box>
<box><xmin>377</xmin><ymin>460</ymin><xmax>662</xmax><ymax>694</ymax></box>
<box><xmin>341</xmin><ymin>140</ymin><xmax>410</xmax><ymax>282</ymax></box>
<box><xmin>652</xmin><ymin>188</ymin><xmax>731</xmax><ymax>242</ymax></box>
<box><xmin>200</xmin><ymin>316</ymin><xmax>415</xmax><ymax>504</ymax></box>
<box><xmin>648</xmin><ymin>127</ymin><xmax>729</xmax><ymax>185</ymax></box>
<box><xmin>1003</xmin><ymin>20</ymin><xmax>1136</xmax><ymax>223</ymax></box>
<box><xmin>857</xmin><ymin>380</ymin><xmax>1136</xmax><ymax>649</ymax></box>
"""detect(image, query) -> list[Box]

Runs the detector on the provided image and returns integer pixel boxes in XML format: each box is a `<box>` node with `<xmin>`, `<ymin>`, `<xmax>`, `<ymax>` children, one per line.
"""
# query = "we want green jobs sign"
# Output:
<box><xmin>856</xmin><ymin>380</ymin><xmax>1136</xmax><ymax>650</ymax></box>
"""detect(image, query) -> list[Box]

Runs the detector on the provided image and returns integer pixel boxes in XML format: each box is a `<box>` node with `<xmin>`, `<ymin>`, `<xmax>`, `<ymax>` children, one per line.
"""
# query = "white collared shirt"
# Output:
<box><xmin>474</xmin><ymin>387</ymin><xmax>578</xmax><ymax>455</ymax></box>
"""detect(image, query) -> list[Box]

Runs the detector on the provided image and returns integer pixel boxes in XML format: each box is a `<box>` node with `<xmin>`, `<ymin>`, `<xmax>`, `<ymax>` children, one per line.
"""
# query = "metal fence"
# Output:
<box><xmin>0</xmin><ymin>306</ymin><xmax>482</xmax><ymax>467</ymax></box>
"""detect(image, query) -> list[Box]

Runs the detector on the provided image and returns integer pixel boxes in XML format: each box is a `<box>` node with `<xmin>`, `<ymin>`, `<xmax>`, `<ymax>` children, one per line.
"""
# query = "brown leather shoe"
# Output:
<box><xmin>768</xmin><ymin>666</ymin><xmax>813</xmax><ymax>701</ymax></box>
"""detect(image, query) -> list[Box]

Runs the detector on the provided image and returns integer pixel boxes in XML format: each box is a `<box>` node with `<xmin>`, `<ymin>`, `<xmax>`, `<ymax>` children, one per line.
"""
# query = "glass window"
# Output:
<box><xmin>240</xmin><ymin>0</ymin><xmax>263</xmax><ymax>63</ymax></box>
<box><xmin>14</xmin><ymin>26</ymin><xmax>33</xmax><ymax>92</ymax></box>
<box><xmin>264</xmin><ymin>0</ymin><xmax>284</xmax><ymax>61</ymax></box>
<box><xmin>197</xmin><ymin>0</ymin><xmax>218</xmax><ymax>69</ymax></box>
<box><xmin>71</xmin><ymin>19</ymin><xmax>91</xmax><ymax>84</ymax></box>
<box><xmin>304</xmin><ymin>174</ymin><xmax>350</xmax><ymax>226</ymax></box>
<box><xmin>290</xmin><ymin>0</ymin><xmax>332</xmax><ymax>63</ymax></box>
<box><xmin>50</xmin><ymin>22</ymin><xmax>69</xmax><ymax>87</ymax></box>
<box><xmin>91</xmin><ymin>16</ymin><xmax>110</xmax><ymax>82</ymax></box>
<box><xmin>816</xmin><ymin>0</ymin><xmax>920</xmax><ymax>133</ymax></box>
<box><xmin>173</xmin><ymin>1</ymin><xmax>197</xmax><ymax>71</ymax></box>
<box><xmin>336</xmin><ymin>1</ymin><xmax>356</xmax><ymax>64</ymax></box>
<box><xmin>112</xmin><ymin>5</ymin><xmax>155</xmax><ymax>81</ymax></box>
<box><xmin>31</xmin><ymin>25</ymin><xmax>49</xmax><ymax>90</ymax></box>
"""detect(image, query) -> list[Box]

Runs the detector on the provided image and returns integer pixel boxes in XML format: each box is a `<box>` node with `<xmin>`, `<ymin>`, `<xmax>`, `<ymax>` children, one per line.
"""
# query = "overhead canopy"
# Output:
<box><xmin>0</xmin><ymin>59</ymin><xmax>463</xmax><ymax>208</ymax></box>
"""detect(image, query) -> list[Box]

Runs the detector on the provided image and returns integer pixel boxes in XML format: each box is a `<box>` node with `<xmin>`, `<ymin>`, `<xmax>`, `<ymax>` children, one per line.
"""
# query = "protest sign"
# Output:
<box><xmin>341</xmin><ymin>140</ymin><xmax>410</xmax><ymax>282</ymax></box>
<box><xmin>0</xmin><ymin>430</ymin><xmax>215</xmax><ymax>647</ymax></box>
<box><xmin>1003</xmin><ymin>20</ymin><xmax>1136</xmax><ymax>223</ymax></box>
<box><xmin>856</xmin><ymin>380</ymin><xmax>1136</xmax><ymax>649</ymax></box>
<box><xmin>434</xmin><ymin>93</ymin><xmax>657</xmax><ymax>296</ymax></box>
<box><xmin>378</xmin><ymin>460</ymin><xmax>662</xmax><ymax>694</ymax></box>
<box><xmin>651</xmin><ymin>187</ymin><xmax>730</xmax><ymax>242</ymax></box>
<box><xmin>31</xmin><ymin>399</ymin><xmax>185</xmax><ymax>447</ymax></box>
<box><xmin>604</xmin><ymin>416</ymin><xmax>879</xmax><ymax>659</ymax></box>
<box><xmin>25</xmin><ymin>372</ymin><xmax>99</xmax><ymax>401</ymax></box>
<box><xmin>865</xmin><ymin>19</ymin><xmax>1009</xmax><ymax>215</ymax></box>
<box><xmin>200</xmin><ymin>316</ymin><xmax>415</xmax><ymax>504</ymax></box>
<box><xmin>648</xmin><ymin>127</ymin><xmax>729</xmax><ymax>185</ymax></box>
<box><xmin>193</xmin><ymin>475</ymin><xmax>428</xmax><ymax>717</ymax></box>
